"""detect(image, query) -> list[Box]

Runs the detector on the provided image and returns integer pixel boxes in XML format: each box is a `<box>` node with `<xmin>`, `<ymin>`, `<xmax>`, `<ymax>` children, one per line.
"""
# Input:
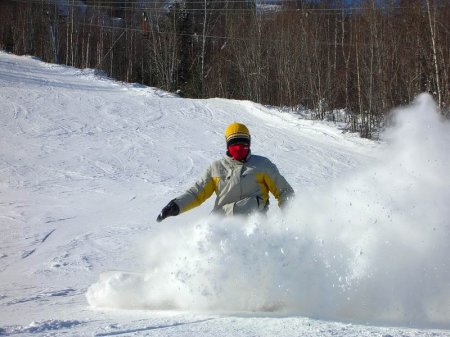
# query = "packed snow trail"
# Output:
<box><xmin>1</xmin><ymin>51</ymin><xmax>449</xmax><ymax>336</ymax></box>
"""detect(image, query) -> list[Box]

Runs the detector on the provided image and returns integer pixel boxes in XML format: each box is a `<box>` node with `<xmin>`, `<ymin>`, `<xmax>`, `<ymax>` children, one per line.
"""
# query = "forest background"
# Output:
<box><xmin>1</xmin><ymin>0</ymin><xmax>449</xmax><ymax>138</ymax></box>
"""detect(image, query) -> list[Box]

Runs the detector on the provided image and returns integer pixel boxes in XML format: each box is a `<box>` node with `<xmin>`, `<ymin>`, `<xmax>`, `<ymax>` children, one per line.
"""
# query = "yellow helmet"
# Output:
<box><xmin>224</xmin><ymin>122</ymin><xmax>251</xmax><ymax>147</ymax></box>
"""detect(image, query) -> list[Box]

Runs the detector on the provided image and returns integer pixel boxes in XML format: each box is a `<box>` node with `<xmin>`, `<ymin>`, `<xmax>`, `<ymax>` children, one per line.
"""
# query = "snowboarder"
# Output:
<box><xmin>156</xmin><ymin>122</ymin><xmax>294</xmax><ymax>222</ymax></box>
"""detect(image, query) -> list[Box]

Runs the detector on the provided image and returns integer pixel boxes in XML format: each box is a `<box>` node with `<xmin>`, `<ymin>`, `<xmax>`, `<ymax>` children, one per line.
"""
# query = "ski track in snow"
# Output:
<box><xmin>1</xmin><ymin>51</ymin><xmax>449</xmax><ymax>337</ymax></box>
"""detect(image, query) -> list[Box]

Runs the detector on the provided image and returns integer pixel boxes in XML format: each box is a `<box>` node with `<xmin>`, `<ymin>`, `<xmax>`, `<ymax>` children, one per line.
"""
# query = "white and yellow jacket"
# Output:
<box><xmin>174</xmin><ymin>153</ymin><xmax>294</xmax><ymax>216</ymax></box>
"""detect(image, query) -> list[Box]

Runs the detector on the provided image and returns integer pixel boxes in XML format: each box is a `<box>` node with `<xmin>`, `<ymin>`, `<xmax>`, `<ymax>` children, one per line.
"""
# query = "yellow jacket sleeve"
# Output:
<box><xmin>174</xmin><ymin>166</ymin><xmax>217</xmax><ymax>213</ymax></box>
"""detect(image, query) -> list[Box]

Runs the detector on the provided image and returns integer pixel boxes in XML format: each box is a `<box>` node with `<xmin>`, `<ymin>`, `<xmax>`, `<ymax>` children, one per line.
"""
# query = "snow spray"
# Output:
<box><xmin>87</xmin><ymin>94</ymin><xmax>450</xmax><ymax>328</ymax></box>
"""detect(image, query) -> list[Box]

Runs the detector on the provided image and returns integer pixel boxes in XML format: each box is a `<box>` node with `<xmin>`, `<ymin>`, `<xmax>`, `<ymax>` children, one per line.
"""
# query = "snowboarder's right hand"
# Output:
<box><xmin>156</xmin><ymin>200</ymin><xmax>180</xmax><ymax>222</ymax></box>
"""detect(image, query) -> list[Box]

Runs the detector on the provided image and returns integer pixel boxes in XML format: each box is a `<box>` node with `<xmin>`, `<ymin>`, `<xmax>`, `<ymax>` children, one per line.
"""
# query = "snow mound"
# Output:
<box><xmin>12</xmin><ymin>320</ymin><xmax>84</xmax><ymax>333</ymax></box>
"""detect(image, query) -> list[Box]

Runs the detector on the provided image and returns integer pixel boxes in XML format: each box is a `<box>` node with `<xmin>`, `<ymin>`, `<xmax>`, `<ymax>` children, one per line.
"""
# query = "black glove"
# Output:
<box><xmin>156</xmin><ymin>200</ymin><xmax>180</xmax><ymax>222</ymax></box>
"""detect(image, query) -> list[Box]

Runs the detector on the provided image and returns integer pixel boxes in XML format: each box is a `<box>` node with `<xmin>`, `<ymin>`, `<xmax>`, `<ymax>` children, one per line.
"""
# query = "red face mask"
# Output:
<box><xmin>228</xmin><ymin>144</ymin><xmax>250</xmax><ymax>161</ymax></box>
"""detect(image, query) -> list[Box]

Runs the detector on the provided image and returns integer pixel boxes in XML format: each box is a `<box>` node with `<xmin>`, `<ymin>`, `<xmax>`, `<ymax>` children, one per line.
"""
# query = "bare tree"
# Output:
<box><xmin>426</xmin><ymin>0</ymin><xmax>442</xmax><ymax>108</ymax></box>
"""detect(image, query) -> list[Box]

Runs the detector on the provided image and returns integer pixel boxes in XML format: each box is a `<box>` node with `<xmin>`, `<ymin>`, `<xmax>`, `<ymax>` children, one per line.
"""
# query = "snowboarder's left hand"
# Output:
<box><xmin>156</xmin><ymin>200</ymin><xmax>180</xmax><ymax>222</ymax></box>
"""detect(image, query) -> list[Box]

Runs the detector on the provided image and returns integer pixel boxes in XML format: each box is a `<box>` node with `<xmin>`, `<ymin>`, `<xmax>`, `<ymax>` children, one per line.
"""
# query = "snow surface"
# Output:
<box><xmin>1</xmin><ymin>51</ymin><xmax>449</xmax><ymax>336</ymax></box>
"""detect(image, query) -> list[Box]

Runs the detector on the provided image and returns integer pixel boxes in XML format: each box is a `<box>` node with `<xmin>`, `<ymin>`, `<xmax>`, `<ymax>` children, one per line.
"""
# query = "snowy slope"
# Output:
<box><xmin>0</xmin><ymin>51</ymin><xmax>449</xmax><ymax>337</ymax></box>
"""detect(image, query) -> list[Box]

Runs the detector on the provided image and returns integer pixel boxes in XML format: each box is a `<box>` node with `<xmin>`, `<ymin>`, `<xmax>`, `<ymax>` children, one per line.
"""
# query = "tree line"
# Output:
<box><xmin>1</xmin><ymin>0</ymin><xmax>449</xmax><ymax>138</ymax></box>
